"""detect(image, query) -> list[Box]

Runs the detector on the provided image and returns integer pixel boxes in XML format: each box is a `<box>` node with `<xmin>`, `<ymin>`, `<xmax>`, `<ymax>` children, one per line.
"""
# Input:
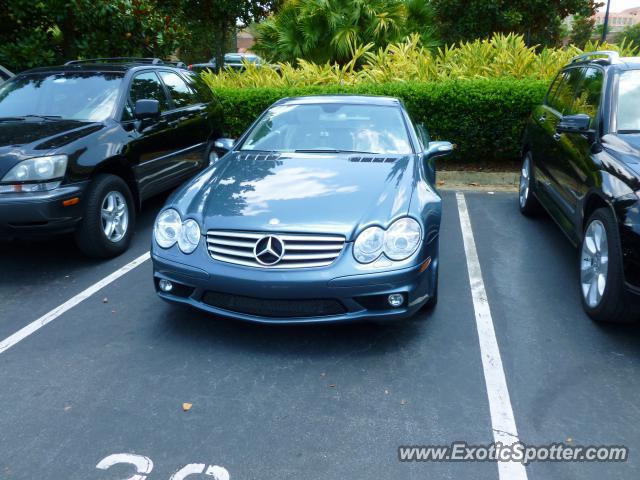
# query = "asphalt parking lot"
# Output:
<box><xmin>1</xmin><ymin>190</ymin><xmax>640</xmax><ymax>480</ymax></box>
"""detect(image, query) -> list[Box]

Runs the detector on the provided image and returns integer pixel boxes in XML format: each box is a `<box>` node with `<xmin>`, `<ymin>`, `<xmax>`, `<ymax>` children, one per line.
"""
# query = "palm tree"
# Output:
<box><xmin>253</xmin><ymin>0</ymin><xmax>438</xmax><ymax>65</ymax></box>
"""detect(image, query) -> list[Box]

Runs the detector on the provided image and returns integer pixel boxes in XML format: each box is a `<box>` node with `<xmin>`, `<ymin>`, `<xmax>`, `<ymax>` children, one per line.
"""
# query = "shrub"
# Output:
<box><xmin>202</xmin><ymin>33</ymin><xmax>638</xmax><ymax>90</ymax></box>
<box><xmin>211</xmin><ymin>79</ymin><xmax>549</xmax><ymax>164</ymax></box>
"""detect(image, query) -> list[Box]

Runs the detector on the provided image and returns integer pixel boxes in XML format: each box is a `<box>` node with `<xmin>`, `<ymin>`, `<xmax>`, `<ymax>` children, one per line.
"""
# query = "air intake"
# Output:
<box><xmin>349</xmin><ymin>156</ymin><xmax>398</xmax><ymax>163</ymax></box>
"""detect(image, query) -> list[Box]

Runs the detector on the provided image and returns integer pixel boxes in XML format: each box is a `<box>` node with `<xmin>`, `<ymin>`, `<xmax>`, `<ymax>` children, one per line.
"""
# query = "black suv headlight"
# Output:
<box><xmin>0</xmin><ymin>155</ymin><xmax>67</xmax><ymax>193</ymax></box>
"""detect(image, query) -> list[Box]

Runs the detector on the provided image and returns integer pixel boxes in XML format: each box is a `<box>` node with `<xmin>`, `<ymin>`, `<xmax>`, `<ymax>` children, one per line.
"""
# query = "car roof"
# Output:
<box><xmin>21</xmin><ymin>62</ymin><xmax>186</xmax><ymax>75</ymax></box>
<box><xmin>275</xmin><ymin>95</ymin><xmax>402</xmax><ymax>107</ymax></box>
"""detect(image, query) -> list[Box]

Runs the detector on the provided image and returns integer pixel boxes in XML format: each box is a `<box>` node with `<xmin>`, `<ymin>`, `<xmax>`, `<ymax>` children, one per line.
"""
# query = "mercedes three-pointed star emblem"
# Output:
<box><xmin>253</xmin><ymin>235</ymin><xmax>286</xmax><ymax>266</ymax></box>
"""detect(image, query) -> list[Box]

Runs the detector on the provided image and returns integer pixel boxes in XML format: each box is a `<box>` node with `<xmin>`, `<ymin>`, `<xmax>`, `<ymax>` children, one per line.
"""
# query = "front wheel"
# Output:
<box><xmin>75</xmin><ymin>174</ymin><xmax>136</xmax><ymax>258</ymax></box>
<box><xmin>580</xmin><ymin>208</ymin><xmax>637</xmax><ymax>323</ymax></box>
<box><xmin>519</xmin><ymin>151</ymin><xmax>541</xmax><ymax>216</ymax></box>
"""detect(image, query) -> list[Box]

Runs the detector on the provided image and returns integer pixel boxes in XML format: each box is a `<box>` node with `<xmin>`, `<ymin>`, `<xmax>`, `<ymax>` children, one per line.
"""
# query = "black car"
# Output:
<box><xmin>189</xmin><ymin>53</ymin><xmax>264</xmax><ymax>73</ymax></box>
<box><xmin>520</xmin><ymin>50</ymin><xmax>640</xmax><ymax>323</ymax></box>
<box><xmin>0</xmin><ymin>57</ymin><xmax>222</xmax><ymax>257</ymax></box>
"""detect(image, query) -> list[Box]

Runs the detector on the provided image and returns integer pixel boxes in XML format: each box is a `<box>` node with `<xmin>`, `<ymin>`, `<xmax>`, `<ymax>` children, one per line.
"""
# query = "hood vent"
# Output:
<box><xmin>349</xmin><ymin>156</ymin><xmax>398</xmax><ymax>163</ymax></box>
<box><xmin>237</xmin><ymin>152</ymin><xmax>281</xmax><ymax>162</ymax></box>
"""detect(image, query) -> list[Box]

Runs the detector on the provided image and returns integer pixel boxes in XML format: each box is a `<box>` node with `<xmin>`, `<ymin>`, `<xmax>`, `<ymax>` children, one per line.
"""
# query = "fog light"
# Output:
<box><xmin>387</xmin><ymin>294</ymin><xmax>404</xmax><ymax>308</ymax></box>
<box><xmin>158</xmin><ymin>279</ymin><xmax>173</xmax><ymax>292</ymax></box>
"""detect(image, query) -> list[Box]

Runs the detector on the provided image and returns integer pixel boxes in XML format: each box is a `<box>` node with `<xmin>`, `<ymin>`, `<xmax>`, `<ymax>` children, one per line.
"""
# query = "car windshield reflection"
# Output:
<box><xmin>240</xmin><ymin>103</ymin><xmax>413</xmax><ymax>155</ymax></box>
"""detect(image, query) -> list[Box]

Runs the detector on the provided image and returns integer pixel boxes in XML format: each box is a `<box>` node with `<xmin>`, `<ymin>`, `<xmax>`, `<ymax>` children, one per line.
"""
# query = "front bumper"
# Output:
<box><xmin>152</xmin><ymin>243</ymin><xmax>437</xmax><ymax>324</ymax></box>
<box><xmin>0</xmin><ymin>182</ymin><xmax>88</xmax><ymax>237</ymax></box>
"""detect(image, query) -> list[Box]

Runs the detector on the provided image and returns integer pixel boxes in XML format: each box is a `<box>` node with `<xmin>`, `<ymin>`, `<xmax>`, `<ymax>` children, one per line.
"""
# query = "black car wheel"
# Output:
<box><xmin>75</xmin><ymin>174</ymin><xmax>136</xmax><ymax>258</ymax></box>
<box><xmin>519</xmin><ymin>151</ymin><xmax>541</xmax><ymax>216</ymax></box>
<box><xmin>580</xmin><ymin>208</ymin><xmax>638</xmax><ymax>323</ymax></box>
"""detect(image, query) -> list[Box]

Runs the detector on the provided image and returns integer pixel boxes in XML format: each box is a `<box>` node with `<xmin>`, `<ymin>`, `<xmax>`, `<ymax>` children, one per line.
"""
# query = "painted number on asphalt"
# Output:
<box><xmin>96</xmin><ymin>453</ymin><xmax>230</xmax><ymax>480</ymax></box>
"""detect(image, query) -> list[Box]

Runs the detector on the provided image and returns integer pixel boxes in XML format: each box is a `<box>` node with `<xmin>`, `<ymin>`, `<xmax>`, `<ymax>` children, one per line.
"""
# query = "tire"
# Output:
<box><xmin>519</xmin><ymin>151</ymin><xmax>542</xmax><ymax>216</ymax></box>
<box><xmin>579</xmin><ymin>208</ymin><xmax>638</xmax><ymax>323</ymax></box>
<box><xmin>75</xmin><ymin>174</ymin><xmax>136</xmax><ymax>258</ymax></box>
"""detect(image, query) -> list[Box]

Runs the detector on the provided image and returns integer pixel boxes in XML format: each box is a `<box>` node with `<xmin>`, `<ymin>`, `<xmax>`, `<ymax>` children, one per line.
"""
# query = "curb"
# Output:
<box><xmin>437</xmin><ymin>171</ymin><xmax>518</xmax><ymax>191</ymax></box>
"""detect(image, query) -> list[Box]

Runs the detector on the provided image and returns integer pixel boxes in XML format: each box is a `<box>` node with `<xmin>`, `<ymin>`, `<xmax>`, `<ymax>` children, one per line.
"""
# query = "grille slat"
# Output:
<box><xmin>206</xmin><ymin>230</ymin><xmax>345</xmax><ymax>269</ymax></box>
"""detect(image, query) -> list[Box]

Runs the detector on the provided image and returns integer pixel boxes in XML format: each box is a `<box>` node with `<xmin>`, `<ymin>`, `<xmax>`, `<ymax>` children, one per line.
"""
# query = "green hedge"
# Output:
<box><xmin>211</xmin><ymin>79</ymin><xmax>549</xmax><ymax>164</ymax></box>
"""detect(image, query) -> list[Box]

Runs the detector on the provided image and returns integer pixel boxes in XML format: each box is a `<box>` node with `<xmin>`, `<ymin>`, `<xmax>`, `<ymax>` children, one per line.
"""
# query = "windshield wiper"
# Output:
<box><xmin>21</xmin><ymin>114</ymin><xmax>64</xmax><ymax>121</ymax></box>
<box><xmin>618</xmin><ymin>129</ymin><xmax>640</xmax><ymax>134</ymax></box>
<box><xmin>293</xmin><ymin>149</ymin><xmax>376</xmax><ymax>154</ymax></box>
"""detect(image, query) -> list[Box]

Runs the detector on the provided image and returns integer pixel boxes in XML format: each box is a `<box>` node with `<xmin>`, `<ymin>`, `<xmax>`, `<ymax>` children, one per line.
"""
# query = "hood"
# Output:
<box><xmin>0</xmin><ymin>119</ymin><xmax>103</xmax><ymax>178</ymax></box>
<box><xmin>173</xmin><ymin>152</ymin><xmax>418</xmax><ymax>240</ymax></box>
<box><xmin>0</xmin><ymin>119</ymin><xmax>103</xmax><ymax>149</ymax></box>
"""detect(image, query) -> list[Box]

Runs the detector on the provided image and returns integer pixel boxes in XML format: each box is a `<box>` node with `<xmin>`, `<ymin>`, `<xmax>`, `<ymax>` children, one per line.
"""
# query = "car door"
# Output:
<box><xmin>535</xmin><ymin>67</ymin><xmax>584</xmax><ymax>220</ymax></box>
<box><xmin>121</xmin><ymin>70</ymin><xmax>179</xmax><ymax>200</ymax></box>
<box><xmin>555</xmin><ymin>67</ymin><xmax>605</xmax><ymax>222</ymax></box>
<box><xmin>156</xmin><ymin>70</ymin><xmax>210</xmax><ymax>181</ymax></box>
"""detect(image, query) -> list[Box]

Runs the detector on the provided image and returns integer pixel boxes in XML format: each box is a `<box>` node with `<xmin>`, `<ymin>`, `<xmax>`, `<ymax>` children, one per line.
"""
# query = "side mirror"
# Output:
<box><xmin>425</xmin><ymin>141</ymin><xmax>454</xmax><ymax>159</ymax></box>
<box><xmin>134</xmin><ymin>99</ymin><xmax>160</xmax><ymax>121</ymax></box>
<box><xmin>557</xmin><ymin>114</ymin><xmax>592</xmax><ymax>134</ymax></box>
<box><xmin>214</xmin><ymin>138</ymin><xmax>235</xmax><ymax>153</ymax></box>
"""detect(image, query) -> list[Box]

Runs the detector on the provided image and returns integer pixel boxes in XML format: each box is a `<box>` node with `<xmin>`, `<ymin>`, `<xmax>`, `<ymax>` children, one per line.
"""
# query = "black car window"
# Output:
<box><xmin>549</xmin><ymin>68</ymin><xmax>584</xmax><ymax>114</ymax></box>
<box><xmin>123</xmin><ymin>71</ymin><xmax>168</xmax><ymax>121</ymax></box>
<box><xmin>181</xmin><ymin>71</ymin><xmax>212</xmax><ymax>102</ymax></box>
<box><xmin>571</xmin><ymin>67</ymin><xmax>603</xmax><ymax>125</ymax></box>
<box><xmin>616</xmin><ymin>70</ymin><xmax>640</xmax><ymax>132</ymax></box>
<box><xmin>158</xmin><ymin>71</ymin><xmax>199</xmax><ymax>108</ymax></box>
<box><xmin>0</xmin><ymin>72</ymin><xmax>123</xmax><ymax>121</ymax></box>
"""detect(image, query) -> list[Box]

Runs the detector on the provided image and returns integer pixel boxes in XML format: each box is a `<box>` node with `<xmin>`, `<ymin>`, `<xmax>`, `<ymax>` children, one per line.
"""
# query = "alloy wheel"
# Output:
<box><xmin>101</xmin><ymin>191</ymin><xmax>129</xmax><ymax>243</ymax></box>
<box><xmin>580</xmin><ymin>219</ymin><xmax>609</xmax><ymax>308</ymax></box>
<box><xmin>519</xmin><ymin>154</ymin><xmax>531</xmax><ymax>208</ymax></box>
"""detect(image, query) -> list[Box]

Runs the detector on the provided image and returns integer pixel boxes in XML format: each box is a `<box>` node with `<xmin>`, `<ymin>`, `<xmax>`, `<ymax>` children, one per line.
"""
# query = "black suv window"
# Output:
<box><xmin>572</xmin><ymin>67</ymin><xmax>603</xmax><ymax>125</ymax></box>
<box><xmin>123</xmin><ymin>71</ymin><xmax>169</xmax><ymax>121</ymax></box>
<box><xmin>158</xmin><ymin>71</ymin><xmax>199</xmax><ymax>108</ymax></box>
<box><xmin>548</xmin><ymin>68</ymin><xmax>584</xmax><ymax>114</ymax></box>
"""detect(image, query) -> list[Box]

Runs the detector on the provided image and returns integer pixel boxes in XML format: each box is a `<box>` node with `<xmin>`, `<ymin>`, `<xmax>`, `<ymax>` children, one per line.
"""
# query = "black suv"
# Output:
<box><xmin>520</xmin><ymin>51</ymin><xmax>640</xmax><ymax>323</ymax></box>
<box><xmin>0</xmin><ymin>58</ymin><xmax>222</xmax><ymax>257</ymax></box>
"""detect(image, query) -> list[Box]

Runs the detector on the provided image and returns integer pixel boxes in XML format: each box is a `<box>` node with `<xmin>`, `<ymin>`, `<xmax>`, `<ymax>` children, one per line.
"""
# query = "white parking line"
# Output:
<box><xmin>0</xmin><ymin>251</ymin><xmax>150</xmax><ymax>355</ymax></box>
<box><xmin>456</xmin><ymin>192</ymin><xmax>528</xmax><ymax>480</ymax></box>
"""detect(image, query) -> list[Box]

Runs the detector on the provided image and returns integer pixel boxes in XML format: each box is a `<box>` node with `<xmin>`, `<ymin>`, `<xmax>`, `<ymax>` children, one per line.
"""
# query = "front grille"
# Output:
<box><xmin>202</xmin><ymin>291</ymin><xmax>347</xmax><ymax>318</ymax></box>
<box><xmin>206</xmin><ymin>230</ymin><xmax>345</xmax><ymax>268</ymax></box>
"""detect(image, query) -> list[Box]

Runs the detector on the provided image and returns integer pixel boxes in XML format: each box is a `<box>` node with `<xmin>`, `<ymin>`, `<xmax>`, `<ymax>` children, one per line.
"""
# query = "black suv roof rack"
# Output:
<box><xmin>64</xmin><ymin>57</ymin><xmax>165</xmax><ymax>66</ymax></box>
<box><xmin>570</xmin><ymin>51</ymin><xmax>620</xmax><ymax>65</ymax></box>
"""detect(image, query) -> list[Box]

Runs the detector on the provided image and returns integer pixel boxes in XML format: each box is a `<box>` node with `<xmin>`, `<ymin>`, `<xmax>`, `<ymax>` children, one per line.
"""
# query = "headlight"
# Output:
<box><xmin>154</xmin><ymin>209</ymin><xmax>201</xmax><ymax>253</ymax></box>
<box><xmin>3</xmin><ymin>155</ymin><xmax>67</xmax><ymax>181</ymax></box>
<box><xmin>353</xmin><ymin>217</ymin><xmax>421</xmax><ymax>263</ymax></box>
<box><xmin>154</xmin><ymin>209</ymin><xmax>182</xmax><ymax>248</ymax></box>
<box><xmin>178</xmin><ymin>218</ymin><xmax>201</xmax><ymax>254</ymax></box>
<box><xmin>384</xmin><ymin>217</ymin><xmax>421</xmax><ymax>260</ymax></box>
<box><xmin>353</xmin><ymin>226</ymin><xmax>385</xmax><ymax>263</ymax></box>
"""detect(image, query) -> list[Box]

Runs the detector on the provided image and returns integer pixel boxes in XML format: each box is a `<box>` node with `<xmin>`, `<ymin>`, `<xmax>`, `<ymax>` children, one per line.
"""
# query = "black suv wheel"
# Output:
<box><xmin>519</xmin><ymin>151</ymin><xmax>541</xmax><ymax>216</ymax></box>
<box><xmin>75</xmin><ymin>174</ymin><xmax>136</xmax><ymax>258</ymax></box>
<box><xmin>580</xmin><ymin>208</ymin><xmax>638</xmax><ymax>323</ymax></box>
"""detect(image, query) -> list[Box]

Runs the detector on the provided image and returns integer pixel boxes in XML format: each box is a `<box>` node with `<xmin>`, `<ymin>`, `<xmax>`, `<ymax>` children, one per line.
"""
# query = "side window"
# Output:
<box><xmin>571</xmin><ymin>67</ymin><xmax>603</xmax><ymax>125</ymax></box>
<box><xmin>548</xmin><ymin>68</ymin><xmax>584</xmax><ymax>115</ymax></box>
<box><xmin>545</xmin><ymin>72</ymin><xmax>564</xmax><ymax>107</ymax></box>
<box><xmin>158</xmin><ymin>71</ymin><xmax>199</xmax><ymax>108</ymax></box>
<box><xmin>181</xmin><ymin>71</ymin><xmax>213</xmax><ymax>102</ymax></box>
<box><xmin>122</xmin><ymin>71</ymin><xmax>168</xmax><ymax>121</ymax></box>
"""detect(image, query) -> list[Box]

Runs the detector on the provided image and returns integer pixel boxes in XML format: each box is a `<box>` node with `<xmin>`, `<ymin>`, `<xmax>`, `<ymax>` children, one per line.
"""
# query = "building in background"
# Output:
<box><xmin>594</xmin><ymin>7</ymin><xmax>640</xmax><ymax>33</ymax></box>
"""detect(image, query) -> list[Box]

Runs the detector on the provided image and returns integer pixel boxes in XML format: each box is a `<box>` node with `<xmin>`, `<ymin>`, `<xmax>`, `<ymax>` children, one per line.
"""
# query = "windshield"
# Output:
<box><xmin>0</xmin><ymin>72</ymin><xmax>124</xmax><ymax>121</ymax></box>
<box><xmin>617</xmin><ymin>70</ymin><xmax>640</xmax><ymax>132</ymax></box>
<box><xmin>240</xmin><ymin>103</ymin><xmax>413</xmax><ymax>154</ymax></box>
